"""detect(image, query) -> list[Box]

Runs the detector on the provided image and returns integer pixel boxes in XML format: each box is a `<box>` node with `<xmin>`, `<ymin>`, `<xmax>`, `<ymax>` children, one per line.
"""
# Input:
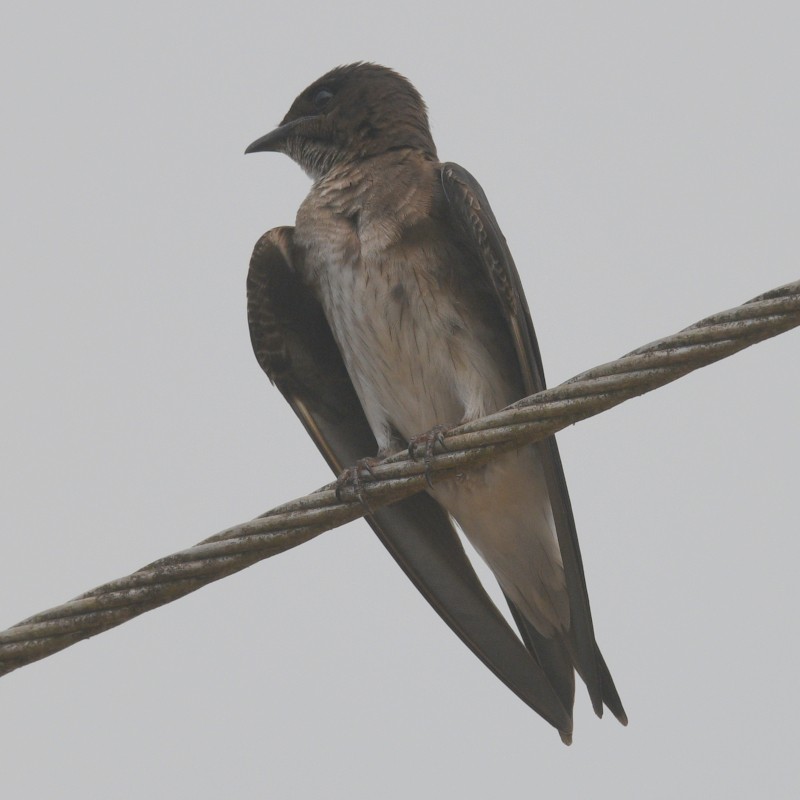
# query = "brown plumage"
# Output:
<box><xmin>246</xmin><ymin>63</ymin><xmax>625</xmax><ymax>741</ymax></box>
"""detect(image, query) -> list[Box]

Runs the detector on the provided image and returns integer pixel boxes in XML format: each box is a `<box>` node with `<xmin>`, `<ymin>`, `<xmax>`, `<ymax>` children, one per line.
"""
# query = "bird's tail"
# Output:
<box><xmin>507</xmin><ymin>598</ymin><xmax>627</xmax><ymax>730</ymax></box>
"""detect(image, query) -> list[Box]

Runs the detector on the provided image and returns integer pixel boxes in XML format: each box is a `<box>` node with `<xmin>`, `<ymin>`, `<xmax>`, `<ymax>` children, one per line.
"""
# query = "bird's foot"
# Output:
<box><xmin>335</xmin><ymin>457</ymin><xmax>381</xmax><ymax>505</ymax></box>
<box><xmin>408</xmin><ymin>424</ymin><xmax>452</xmax><ymax>488</ymax></box>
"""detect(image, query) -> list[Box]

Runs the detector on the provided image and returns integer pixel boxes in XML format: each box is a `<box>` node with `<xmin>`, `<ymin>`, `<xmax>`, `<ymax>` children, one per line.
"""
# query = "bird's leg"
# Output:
<box><xmin>408</xmin><ymin>424</ymin><xmax>452</xmax><ymax>488</ymax></box>
<box><xmin>335</xmin><ymin>456</ymin><xmax>382</xmax><ymax>505</ymax></box>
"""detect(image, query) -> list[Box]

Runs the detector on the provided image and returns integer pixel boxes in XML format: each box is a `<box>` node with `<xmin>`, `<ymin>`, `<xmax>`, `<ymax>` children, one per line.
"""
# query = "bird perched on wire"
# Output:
<box><xmin>245</xmin><ymin>62</ymin><xmax>625</xmax><ymax>743</ymax></box>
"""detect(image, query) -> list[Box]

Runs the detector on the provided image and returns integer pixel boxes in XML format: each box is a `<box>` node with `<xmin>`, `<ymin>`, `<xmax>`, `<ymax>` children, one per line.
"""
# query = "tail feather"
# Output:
<box><xmin>507</xmin><ymin>594</ymin><xmax>627</xmax><ymax>727</ymax></box>
<box><xmin>506</xmin><ymin>597</ymin><xmax>575</xmax><ymax>716</ymax></box>
<box><xmin>596</xmin><ymin>647</ymin><xmax>627</xmax><ymax>725</ymax></box>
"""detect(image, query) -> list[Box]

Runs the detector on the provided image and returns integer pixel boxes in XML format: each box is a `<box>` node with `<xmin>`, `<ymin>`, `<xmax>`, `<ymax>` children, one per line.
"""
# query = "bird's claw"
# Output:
<box><xmin>408</xmin><ymin>424</ymin><xmax>451</xmax><ymax>488</ymax></box>
<box><xmin>335</xmin><ymin>457</ymin><xmax>380</xmax><ymax>505</ymax></box>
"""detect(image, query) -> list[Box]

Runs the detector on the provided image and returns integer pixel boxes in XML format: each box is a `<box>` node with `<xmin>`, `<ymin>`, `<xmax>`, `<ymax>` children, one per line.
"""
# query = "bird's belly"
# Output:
<box><xmin>317</xmin><ymin>257</ymin><xmax>510</xmax><ymax>450</ymax></box>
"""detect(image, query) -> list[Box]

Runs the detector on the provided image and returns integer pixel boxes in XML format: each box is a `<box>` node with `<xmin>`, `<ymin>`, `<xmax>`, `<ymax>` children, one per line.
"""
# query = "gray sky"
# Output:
<box><xmin>2</xmin><ymin>2</ymin><xmax>798</xmax><ymax>797</ymax></box>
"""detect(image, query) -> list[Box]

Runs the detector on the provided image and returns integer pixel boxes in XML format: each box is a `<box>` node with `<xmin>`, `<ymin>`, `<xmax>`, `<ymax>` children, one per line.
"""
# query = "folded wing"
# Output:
<box><xmin>440</xmin><ymin>163</ymin><xmax>625</xmax><ymax>724</ymax></box>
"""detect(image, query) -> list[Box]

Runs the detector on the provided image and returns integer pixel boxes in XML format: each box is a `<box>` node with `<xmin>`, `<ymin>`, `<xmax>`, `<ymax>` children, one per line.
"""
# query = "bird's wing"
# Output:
<box><xmin>440</xmin><ymin>163</ymin><xmax>626</xmax><ymax>724</ymax></box>
<box><xmin>247</xmin><ymin>226</ymin><xmax>572</xmax><ymax>733</ymax></box>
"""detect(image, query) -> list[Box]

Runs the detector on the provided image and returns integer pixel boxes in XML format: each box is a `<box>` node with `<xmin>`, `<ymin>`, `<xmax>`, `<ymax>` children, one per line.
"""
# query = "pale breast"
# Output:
<box><xmin>298</xmin><ymin>227</ymin><xmax>511</xmax><ymax>450</ymax></box>
<box><xmin>294</xmin><ymin>155</ymin><xmax>515</xmax><ymax>452</ymax></box>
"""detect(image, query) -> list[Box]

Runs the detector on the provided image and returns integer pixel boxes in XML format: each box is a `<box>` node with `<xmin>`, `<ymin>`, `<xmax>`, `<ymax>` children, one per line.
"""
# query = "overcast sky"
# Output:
<box><xmin>2</xmin><ymin>2</ymin><xmax>798</xmax><ymax>798</ymax></box>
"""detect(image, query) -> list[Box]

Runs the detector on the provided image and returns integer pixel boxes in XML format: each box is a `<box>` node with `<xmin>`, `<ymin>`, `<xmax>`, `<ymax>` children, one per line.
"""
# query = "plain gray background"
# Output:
<box><xmin>2</xmin><ymin>2</ymin><xmax>798</xmax><ymax>797</ymax></box>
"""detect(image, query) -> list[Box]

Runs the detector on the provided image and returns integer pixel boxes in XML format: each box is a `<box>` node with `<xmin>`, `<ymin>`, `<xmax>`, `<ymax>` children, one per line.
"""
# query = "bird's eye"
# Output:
<box><xmin>312</xmin><ymin>88</ymin><xmax>334</xmax><ymax>110</ymax></box>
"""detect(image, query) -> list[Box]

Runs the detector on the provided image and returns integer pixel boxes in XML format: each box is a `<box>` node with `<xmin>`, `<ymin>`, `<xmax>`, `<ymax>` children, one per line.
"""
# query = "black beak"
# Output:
<box><xmin>244</xmin><ymin>116</ymin><xmax>311</xmax><ymax>154</ymax></box>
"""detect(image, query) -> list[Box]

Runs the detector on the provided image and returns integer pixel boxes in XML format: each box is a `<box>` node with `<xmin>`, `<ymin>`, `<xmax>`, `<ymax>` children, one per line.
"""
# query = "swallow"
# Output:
<box><xmin>245</xmin><ymin>63</ymin><xmax>625</xmax><ymax>742</ymax></box>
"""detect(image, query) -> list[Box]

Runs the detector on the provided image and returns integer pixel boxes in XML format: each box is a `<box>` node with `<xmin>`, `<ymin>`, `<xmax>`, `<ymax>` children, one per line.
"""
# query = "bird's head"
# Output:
<box><xmin>245</xmin><ymin>63</ymin><xmax>437</xmax><ymax>179</ymax></box>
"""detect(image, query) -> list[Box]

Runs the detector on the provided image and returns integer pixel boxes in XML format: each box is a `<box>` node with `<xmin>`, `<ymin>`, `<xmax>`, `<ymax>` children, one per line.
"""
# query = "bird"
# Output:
<box><xmin>245</xmin><ymin>62</ymin><xmax>625</xmax><ymax>742</ymax></box>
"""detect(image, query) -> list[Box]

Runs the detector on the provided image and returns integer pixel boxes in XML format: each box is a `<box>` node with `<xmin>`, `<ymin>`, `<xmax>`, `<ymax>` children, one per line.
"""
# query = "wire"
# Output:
<box><xmin>1</xmin><ymin>280</ymin><xmax>797</xmax><ymax>677</ymax></box>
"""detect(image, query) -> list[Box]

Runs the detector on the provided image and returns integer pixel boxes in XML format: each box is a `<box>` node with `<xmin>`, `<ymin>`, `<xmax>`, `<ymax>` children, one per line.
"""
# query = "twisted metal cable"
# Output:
<box><xmin>1</xmin><ymin>280</ymin><xmax>798</xmax><ymax>677</ymax></box>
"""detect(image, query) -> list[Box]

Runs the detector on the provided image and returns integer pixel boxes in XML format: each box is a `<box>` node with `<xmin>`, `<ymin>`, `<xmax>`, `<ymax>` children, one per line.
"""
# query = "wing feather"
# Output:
<box><xmin>440</xmin><ymin>163</ymin><xmax>626</xmax><ymax>723</ymax></box>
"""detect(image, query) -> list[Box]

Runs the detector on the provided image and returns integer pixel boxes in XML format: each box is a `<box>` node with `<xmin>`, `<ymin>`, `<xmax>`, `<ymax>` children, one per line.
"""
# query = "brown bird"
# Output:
<box><xmin>245</xmin><ymin>63</ymin><xmax>625</xmax><ymax>742</ymax></box>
